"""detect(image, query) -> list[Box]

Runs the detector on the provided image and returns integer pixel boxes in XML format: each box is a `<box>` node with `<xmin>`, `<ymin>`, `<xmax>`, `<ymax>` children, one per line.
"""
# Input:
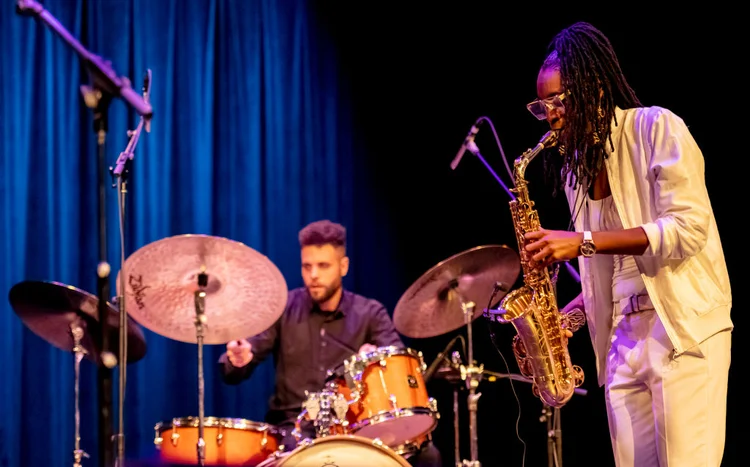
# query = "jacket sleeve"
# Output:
<box><xmin>639</xmin><ymin>108</ymin><xmax>712</xmax><ymax>260</ymax></box>
<box><xmin>367</xmin><ymin>302</ymin><xmax>405</xmax><ymax>348</ymax></box>
<box><xmin>217</xmin><ymin>316</ymin><xmax>280</xmax><ymax>385</ymax></box>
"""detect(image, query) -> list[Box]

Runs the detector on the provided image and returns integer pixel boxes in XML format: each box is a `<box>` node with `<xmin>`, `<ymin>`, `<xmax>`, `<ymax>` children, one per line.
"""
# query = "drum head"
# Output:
<box><xmin>275</xmin><ymin>435</ymin><xmax>410</xmax><ymax>466</ymax></box>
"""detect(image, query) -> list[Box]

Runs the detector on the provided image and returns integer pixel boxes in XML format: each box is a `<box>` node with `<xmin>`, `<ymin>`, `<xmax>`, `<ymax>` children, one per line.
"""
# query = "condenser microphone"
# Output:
<box><xmin>450</xmin><ymin>118</ymin><xmax>483</xmax><ymax>170</ymax></box>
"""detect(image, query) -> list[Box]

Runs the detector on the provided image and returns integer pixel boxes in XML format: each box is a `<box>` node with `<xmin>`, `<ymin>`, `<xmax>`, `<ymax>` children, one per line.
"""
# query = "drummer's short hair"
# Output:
<box><xmin>299</xmin><ymin>220</ymin><xmax>346</xmax><ymax>249</ymax></box>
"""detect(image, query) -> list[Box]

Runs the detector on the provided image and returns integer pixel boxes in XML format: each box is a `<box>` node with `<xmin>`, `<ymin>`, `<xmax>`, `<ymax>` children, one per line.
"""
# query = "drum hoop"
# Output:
<box><xmin>286</xmin><ymin>434</ymin><xmax>409</xmax><ymax>462</ymax></box>
<box><xmin>154</xmin><ymin>416</ymin><xmax>281</xmax><ymax>435</ymax></box>
<box><xmin>326</xmin><ymin>346</ymin><xmax>424</xmax><ymax>379</ymax></box>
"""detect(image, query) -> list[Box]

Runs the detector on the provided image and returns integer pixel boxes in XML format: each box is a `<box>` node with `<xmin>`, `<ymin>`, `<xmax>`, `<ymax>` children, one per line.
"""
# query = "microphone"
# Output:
<box><xmin>142</xmin><ymin>69</ymin><xmax>152</xmax><ymax>133</ymax></box>
<box><xmin>423</xmin><ymin>335</ymin><xmax>460</xmax><ymax>383</ymax></box>
<box><xmin>450</xmin><ymin>118</ymin><xmax>483</xmax><ymax>170</ymax></box>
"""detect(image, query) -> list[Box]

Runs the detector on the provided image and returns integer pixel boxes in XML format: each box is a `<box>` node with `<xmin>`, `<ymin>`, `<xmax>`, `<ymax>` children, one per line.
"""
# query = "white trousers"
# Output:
<box><xmin>605</xmin><ymin>308</ymin><xmax>731</xmax><ymax>467</ymax></box>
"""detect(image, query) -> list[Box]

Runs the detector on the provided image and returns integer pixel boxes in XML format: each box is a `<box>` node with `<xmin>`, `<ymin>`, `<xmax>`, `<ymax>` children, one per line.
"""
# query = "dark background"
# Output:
<box><xmin>312</xmin><ymin>4</ymin><xmax>744</xmax><ymax>466</ymax></box>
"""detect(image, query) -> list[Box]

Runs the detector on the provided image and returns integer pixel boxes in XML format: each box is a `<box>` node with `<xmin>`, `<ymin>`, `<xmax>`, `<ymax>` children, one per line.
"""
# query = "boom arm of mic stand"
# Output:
<box><xmin>15</xmin><ymin>0</ymin><xmax>153</xmax><ymax>119</ymax></box>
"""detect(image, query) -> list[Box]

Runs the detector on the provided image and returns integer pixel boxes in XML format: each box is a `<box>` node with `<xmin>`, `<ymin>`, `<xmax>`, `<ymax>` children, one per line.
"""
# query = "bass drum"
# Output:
<box><xmin>258</xmin><ymin>435</ymin><xmax>411</xmax><ymax>467</ymax></box>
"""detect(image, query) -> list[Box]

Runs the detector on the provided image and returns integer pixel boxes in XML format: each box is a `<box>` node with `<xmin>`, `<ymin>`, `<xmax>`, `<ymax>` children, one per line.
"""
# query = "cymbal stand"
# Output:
<box><xmin>449</xmin><ymin>287</ymin><xmax>483</xmax><ymax>467</ymax></box>
<box><xmin>448</xmin><ymin>351</ymin><xmax>462</xmax><ymax>467</ymax></box>
<box><xmin>194</xmin><ymin>268</ymin><xmax>209</xmax><ymax>467</ymax></box>
<box><xmin>71</xmin><ymin>321</ymin><xmax>90</xmax><ymax>467</ymax></box>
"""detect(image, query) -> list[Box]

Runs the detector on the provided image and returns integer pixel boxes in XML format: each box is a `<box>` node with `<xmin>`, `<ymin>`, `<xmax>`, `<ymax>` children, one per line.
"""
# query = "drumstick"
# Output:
<box><xmin>324</xmin><ymin>333</ymin><xmax>358</xmax><ymax>354</ymax></box>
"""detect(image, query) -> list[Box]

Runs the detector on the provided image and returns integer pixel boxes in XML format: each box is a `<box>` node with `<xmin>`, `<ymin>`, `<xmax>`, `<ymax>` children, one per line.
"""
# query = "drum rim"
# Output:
<box><xmin>325</xmin><ymin>345</ymin><xmax>424</xmax><ymax>379</ymax></box>
<box><xmin>277</xmin><ymin>434</ymin><xmax>411</xmax><ymax>466</ymax></box>
<box><xmin>154</xmin><ymin>416</ymin><xmax>282</xmax><ymax>435</ymax></box>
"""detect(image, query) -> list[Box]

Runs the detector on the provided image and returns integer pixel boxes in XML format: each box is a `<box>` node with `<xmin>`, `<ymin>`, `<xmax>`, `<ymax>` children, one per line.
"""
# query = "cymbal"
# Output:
<box><xmin>116</xmin><ymin>234</ymin><xmax>288</xmax><ymax>344</ymax></box>
<box><xmin>8</xmin><ymin>280</ymin><xmax>148</xmax><ymax>365</ymax></box>
<box><xmin>393</xmin><ymin>245</ymin><xmax>520</xmax><ymax>338</ymax></box>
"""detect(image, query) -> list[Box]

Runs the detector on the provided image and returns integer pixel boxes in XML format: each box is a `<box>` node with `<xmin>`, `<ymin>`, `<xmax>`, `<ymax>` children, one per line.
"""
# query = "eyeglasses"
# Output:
<box><xmin>526</xmin><ymin>92</ymin><xmax>566</xmax><ymax>120</ymax></box>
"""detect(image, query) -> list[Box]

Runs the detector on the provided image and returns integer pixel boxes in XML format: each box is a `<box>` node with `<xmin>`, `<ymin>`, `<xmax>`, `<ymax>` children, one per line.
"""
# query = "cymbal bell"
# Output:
<box><xmin>8</xmin><ymin>280</ymin><xmax>148</xmax><ymax>366</ymax></box>
<box><xmin>393</xmin><ymin>245</ymin><xmax>520</xmax><ymax>338</ymax></box>
<box><xmin>116</xmin><ymin>234</ymin><xmax>288</xmax><ymax>344</ymax></box>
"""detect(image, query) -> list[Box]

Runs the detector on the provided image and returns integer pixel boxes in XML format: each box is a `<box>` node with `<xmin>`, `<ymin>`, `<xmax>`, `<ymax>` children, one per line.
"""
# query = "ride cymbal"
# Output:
<box><xmin>393</xmin><ymin>245</ymin><xmax>520</xmax><ymax>338</ymax></box>
<box><xmin>116</xmin><ymin>234</ymin><xmax>288</xmax><ymax>344</ymax></box>
<box><xmin>8</xmin><ymin>280</ymin><xmax>148</xmax><ymax>365</ymax></box>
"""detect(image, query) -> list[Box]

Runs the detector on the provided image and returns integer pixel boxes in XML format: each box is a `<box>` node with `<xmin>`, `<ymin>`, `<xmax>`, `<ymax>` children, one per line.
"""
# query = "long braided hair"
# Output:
<box><xmin>541</xmin><ymin>22</ymin><xmax>642</xmax><ymax>195</ymax></box>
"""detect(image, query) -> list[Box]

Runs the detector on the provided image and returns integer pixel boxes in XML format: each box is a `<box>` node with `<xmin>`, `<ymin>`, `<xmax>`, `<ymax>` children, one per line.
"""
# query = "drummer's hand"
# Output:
<box><xmin>358</xmin><ymin>343</ymin><xmax>377</xmax><ymax>354</ymax></box>
<box><xmin>226</xmin><ymin>339</ymin><xmax>253</xmax><ymax>367</ymax></box>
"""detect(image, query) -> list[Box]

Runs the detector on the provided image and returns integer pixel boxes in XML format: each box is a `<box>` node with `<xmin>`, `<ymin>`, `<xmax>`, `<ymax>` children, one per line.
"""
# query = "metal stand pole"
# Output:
<box><xmin>453</xmin><ymin>385</ymin><xmax>460</xmax><ymax>467</ymax></box>
<box><xmin>460</xmin><ymin>301</ymin><xmax>482</xmax><ymax>467</ymax></box>
<box><xmin>194</xmin><ymin>268</ymin><xmax>209</xmax><ymax>466</ymax></box>
<box><xmin>541</xmin><ymin>405</ymin><xmax>563</xmax><ymax>467</ymax></box>
<box><xmin>71</xmin><ymin>322</ymin><xmax>90</xmax><ymax>467</ymax></box>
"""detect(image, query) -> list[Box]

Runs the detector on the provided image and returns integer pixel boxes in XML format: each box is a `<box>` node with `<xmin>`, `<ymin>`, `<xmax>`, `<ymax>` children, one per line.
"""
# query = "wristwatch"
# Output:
<box><xmin>579</xmin><ymin>231</ymin><xmax>596</xmax><ymax>257</ymax></box>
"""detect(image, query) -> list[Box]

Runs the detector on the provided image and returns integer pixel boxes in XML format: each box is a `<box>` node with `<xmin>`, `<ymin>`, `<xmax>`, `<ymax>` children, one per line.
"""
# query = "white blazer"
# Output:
<box><xmin>564</xmin><ymin>106</ymin><xmax>733</xmax><ymax>386</ymax></box>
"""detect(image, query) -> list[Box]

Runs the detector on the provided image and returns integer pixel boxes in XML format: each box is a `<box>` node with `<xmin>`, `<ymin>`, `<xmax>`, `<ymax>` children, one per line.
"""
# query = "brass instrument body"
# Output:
<box><xmin>489</xmin><ymin>131</ymin><xmax>584</xmax><ymax>408</ymax></box>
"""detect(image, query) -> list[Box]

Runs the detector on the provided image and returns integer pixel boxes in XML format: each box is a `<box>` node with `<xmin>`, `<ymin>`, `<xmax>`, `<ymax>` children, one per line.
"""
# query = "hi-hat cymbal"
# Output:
<box><xmin>393</xmin><ymin>245</ymin><xmax>521</xmax><ymax>338</ymax></box>
<box><xmin>8</xmin><ymin>280</ymin><xmax>148</xmax><ymax>365</ymax></box>
<box><xmin>116</xmin><ymin>234</ymin><xmax>288</xmax><ymax>344</ymax></box>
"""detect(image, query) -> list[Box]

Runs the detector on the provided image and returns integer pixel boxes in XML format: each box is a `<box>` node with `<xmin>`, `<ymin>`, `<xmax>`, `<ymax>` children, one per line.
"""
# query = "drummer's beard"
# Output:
<box><xmin>308</xmin><ymin>279</ymin><xmax>342</xmax><ymax>308</ymax></box>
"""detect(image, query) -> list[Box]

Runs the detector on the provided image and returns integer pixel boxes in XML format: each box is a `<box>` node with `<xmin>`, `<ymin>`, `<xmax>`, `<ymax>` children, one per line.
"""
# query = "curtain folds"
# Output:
<box><xmin>0</xmin><ymin>1</ymin><xmax>375</xmax><ymax>466</ymax></box>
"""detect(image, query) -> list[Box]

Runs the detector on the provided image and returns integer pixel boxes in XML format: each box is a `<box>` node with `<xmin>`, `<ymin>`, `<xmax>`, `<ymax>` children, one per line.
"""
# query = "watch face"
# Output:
<box><xmin>580</xmin><ymin>242</ymin><xmax>596</xmax><ymax>257</ymax></box>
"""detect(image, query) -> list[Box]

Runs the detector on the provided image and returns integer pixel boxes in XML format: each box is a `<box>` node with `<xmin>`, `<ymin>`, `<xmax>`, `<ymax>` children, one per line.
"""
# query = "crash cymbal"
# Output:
<box><xmin>116</xmin><ymin>234</ymin><xmax>288</xmax><ymax>344</ymax></box>
<box><xmin>393</xmin><ymin>245</ymin><xmax>520</xmax><ymax>338</ymax></box>
<box><xmin>8</xmin><ymin>280</ymin><xmax>148</xmax><ymax>365</ymax></box>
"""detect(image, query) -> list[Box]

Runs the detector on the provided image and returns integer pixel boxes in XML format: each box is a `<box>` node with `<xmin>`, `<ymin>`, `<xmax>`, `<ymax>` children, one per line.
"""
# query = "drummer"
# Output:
<box><xmin>218</xmin><ymin>219</ymin><xmax>441</xmax><ymax>466</ymax></box>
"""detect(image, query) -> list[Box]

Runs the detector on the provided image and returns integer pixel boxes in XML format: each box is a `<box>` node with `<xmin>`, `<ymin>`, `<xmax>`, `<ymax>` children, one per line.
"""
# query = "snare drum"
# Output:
<box><xmin>257</xmin><ymin>435</ymin><xmax>411</xmax><ymax>466</ymax></box>
<box><xmin>326</xmin><ymin>346</ymin><xmax>438</xmax><ymax>447</ymax></box>
<box><xmin>154</xmin><ymin>416</ymin><xmax>282</xmax><ymax>466</ymax></box>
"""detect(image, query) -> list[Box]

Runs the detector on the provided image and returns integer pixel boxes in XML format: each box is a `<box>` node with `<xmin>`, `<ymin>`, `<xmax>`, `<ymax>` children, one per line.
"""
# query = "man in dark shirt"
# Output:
<box><xmin>218</xmin><ymin>220</ymin><xmax>442</xmax><ymax>466</ymax></box>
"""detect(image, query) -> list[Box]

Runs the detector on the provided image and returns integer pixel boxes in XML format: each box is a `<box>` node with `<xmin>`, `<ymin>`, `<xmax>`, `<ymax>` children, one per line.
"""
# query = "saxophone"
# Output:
<box><xmin>486</xmin><ymin>130</ymin><xmax>585</xmax><ymax>408</ymax></box>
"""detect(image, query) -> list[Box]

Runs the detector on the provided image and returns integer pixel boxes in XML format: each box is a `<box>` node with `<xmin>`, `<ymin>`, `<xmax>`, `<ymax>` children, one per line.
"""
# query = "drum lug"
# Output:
<box><xmin>429</xmin><ymin>397</ymin><xmax>439</xmax><ymax>415</ymax></box>
<box><xmin>389</xmin><ymin>394</ymin><xmax>398</xmax><ymax>410</ymax></box>
<box><xmin>216</xmin><ymin>429</ymin><xmax>223</xmax><ymax>447</ymax></box>
<box><xmin>170</xmin><ymin>431</ymin><xmax>180</xmax><ymax>447</ymax></box>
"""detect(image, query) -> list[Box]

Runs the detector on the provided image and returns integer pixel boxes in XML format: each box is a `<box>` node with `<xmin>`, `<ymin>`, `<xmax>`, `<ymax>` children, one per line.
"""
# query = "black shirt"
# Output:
<box><xmin>218</xmin><ymin>287</ymin><xmax>404</xmax><ymax>426</ymax></box>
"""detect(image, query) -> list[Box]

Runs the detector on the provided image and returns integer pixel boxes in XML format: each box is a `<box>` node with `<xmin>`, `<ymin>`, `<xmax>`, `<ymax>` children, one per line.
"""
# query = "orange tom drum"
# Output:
<box><xmin>154</xmin><ymin>416</ymin><xmax>282</xmax><ymax>466</ymax></box>
<box><xmin>325</xmin><ymin>346</ymin><xmax>438</xmax><ymax>448</ymax></box>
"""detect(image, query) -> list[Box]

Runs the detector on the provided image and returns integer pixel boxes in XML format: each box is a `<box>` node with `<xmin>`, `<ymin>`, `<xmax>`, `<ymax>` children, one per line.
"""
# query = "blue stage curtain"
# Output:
<box><xmin>0</xmin><ymin>1</ymin><xmax>381</xmax><ymax>466</ymax></box>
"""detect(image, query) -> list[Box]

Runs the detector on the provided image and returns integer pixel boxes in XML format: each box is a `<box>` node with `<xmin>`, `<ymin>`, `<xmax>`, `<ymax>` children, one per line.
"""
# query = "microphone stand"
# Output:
<box><xmin>15</xmin><ymin>3</ymin><xmax>153</xmax><ymax>467</ymax></box>
<box><xmin>109</xmin><ymin>71</ymin><xmax>151</xmax><ymax>467</ymax></box>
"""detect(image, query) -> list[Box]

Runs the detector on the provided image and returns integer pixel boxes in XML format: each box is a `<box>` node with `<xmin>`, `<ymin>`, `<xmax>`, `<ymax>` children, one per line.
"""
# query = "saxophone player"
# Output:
<box><xmin>520</xmin><ymin>22</ymin><xmax>732</xmax><ymax>467</ymax></box>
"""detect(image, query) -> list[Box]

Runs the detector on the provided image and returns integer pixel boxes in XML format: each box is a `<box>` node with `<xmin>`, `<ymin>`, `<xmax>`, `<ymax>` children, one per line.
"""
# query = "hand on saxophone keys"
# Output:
<box><xmin>523</xmin><ymin>228</ymin><xmax>583</xmax><ymax>269</ymax></box>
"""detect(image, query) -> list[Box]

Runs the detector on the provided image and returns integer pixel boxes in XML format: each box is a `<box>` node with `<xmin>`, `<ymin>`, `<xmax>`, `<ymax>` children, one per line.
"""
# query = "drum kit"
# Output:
<box><xmin>8</xmin><ymin>236</ymin><xmax>545</xmax><ymax>467</ymax></box>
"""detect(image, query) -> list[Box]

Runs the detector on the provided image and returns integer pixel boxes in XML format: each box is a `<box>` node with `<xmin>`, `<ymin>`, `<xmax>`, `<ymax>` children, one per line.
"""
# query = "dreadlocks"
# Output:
<box><xmin>540</xmin><ymin>22</ymin><xmax>642</xmax><ymax>195</ymax></box>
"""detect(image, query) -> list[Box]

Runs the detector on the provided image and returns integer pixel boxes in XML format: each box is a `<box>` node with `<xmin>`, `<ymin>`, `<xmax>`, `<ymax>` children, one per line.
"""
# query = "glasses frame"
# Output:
<box><xmin>526</xmin><ymin>92</ymin><xmax>567</xmax><ymax>120</ymax></box>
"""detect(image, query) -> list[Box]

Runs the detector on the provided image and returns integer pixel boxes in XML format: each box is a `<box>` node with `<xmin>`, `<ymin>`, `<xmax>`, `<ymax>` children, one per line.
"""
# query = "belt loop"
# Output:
<box><xmin>629</xmin><ymin>294</ymin><xmax>639</xmax><ymax>313</ymax></box>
